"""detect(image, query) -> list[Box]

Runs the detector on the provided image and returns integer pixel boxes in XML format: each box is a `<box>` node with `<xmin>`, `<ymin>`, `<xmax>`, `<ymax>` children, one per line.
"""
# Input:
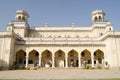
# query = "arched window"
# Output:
<box><xmin>109</xmin><ymin>28</ymin><xmax>111</xmax><ymax>31</ymax></box>
<box><xmin>100</xmin><ymin>33</ymin><xmax>103</xmax><ymax>36</ymax></box>
<box><xmin>18</xmin><ymin>16</ymin><xmax>21</xmax><ymax>20</ymax></box>
<box><xmin>94</xmin><ymin>16</ymin><xmax>98</xmax><ymax>22</ymax></box>
<box><xmin>99</xmin><ymin>16</ymin><xmax>102</xmax><ymax>21</ymax></box>
<box><xmin>22</xmin><ymin>16</ymin><xmax>25</xmax><ymax>21</ymax></box>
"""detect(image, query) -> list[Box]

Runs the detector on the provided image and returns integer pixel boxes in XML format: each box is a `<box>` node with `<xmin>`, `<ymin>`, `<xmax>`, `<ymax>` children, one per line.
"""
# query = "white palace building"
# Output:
<box><xmin>0</xmin><ymin>9</ymin><xmax>120</xmax><ymax>69</ymax></box>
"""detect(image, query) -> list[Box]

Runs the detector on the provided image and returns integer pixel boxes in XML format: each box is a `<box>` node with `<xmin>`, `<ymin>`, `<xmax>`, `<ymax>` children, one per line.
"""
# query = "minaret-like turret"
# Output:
<box><xmin>92</xmin><ymin>9</ymin><xmax>113</xmax><ymax>37</ymax></box>
<box><xmin>92</xmin><ymin>9</ymin><xmax>105</xmax><ymax>22</ymax></box>
<box><xmin>7</xmin><ymin>10</ymin><xmax>30</xmax><ymax>37</ymax></box>
<box><xmin>15</xmin><ymin>10</ymin><xmax>29</xmax><ymax>21</ymax></box>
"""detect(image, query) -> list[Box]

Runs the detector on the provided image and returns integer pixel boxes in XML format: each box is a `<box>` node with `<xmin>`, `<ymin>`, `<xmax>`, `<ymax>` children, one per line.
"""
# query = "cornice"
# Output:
<box><xmin>16</xmin><ymin>43</ymin><xmax>105</xmax><ymax>47</ymax></box>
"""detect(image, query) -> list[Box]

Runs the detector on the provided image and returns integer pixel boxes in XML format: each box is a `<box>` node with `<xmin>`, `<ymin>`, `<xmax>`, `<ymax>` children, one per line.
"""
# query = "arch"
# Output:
<box><xmin>99</xmin><ymin>16</ymin><xmax>102</xmax><ymax>21</ymax></box>
<box><xmin>29</xmin><ymin>50</ymin><xmax>39</xmax><ymax>57</ymax></box>
<box><xmin>42</xmin><ymin>50</ymin><xmax>52</xmax><ymax>58</ymax></box>
<box><xmin>41</xmin><ymin>50</ymin><xmax>52</xmax><ymax>67</ymax></box>
<box><xmin>55</xmin><ymin>50</ymin><xmax>65</xmax><ymax>57</ymax></box>
<box><xmin>81</xmin><ymin>49</ymin><xmax>91</xmax><ymax>67</ymax></box>
<box><xmin>68</xmin><ymin>49</ymin><xmax>78</xmax><ymax>57</ymax></box>
<box><xmin>18</xmin><ymin>16</ymin><xmax>21</xmax><ymax>20</ymax></box>
<box><xmin>15</xmin><ymin>49</ymin><xmax>26</xmax><ymax>68</ymax></box>
<box><xmin>55</xmin><ymin>50</ymin><xmax>65</xmax><ymax>67</ymax></box>
<box><xmin>22</xmin><ymin>16</ymin><xmax>25</xmax><ymax>21</ymax></box>
<box><xmin>94</xmin><ymin>49</ymin><xmax>104</xmax><ymax>64</ymax></box>
<box><xmin>94</xmin><ymin>16</ymin><xmax>98</xmax><ymax>22</ymax></box>
<box><xmin>16</xmin><ymin>49</ymin><xmax>26</xmax><ymax>57</ymax></box>
<box><xmin>28</xmin><ymin>50</ymin><xmax>39</xmax><ymax>67</ymax></box>
<box><xmin>68</xmin><ymin>49</ymin><xmax>78</xmax><ymax>67</ymax></box>
<box><xmin>81</xmin><ymin>49</ymin><xmax>91</xmax><ymax>58</ymax></box>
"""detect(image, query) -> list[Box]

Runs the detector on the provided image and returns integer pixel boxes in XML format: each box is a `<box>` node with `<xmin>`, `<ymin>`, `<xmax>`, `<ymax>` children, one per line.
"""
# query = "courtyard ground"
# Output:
<box><xmin>0</xmin><ymin>68</ymin><xmax>120</xmax><ymax>80</ymax></box>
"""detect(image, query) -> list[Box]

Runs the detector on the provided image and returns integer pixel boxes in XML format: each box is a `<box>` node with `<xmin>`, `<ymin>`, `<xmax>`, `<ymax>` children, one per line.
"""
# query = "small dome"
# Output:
<box><xmin>15</xmin><ymin>10</ymin><xmax>29</xmax><ymax>21</ymax></box>
<box><xmin>92</xmin><ymin>9</ymin><xmax>105</xmax><ymax>15</ymax></box>
<box><xmin>15</xmin><ymin>10</ymin><xmax>29</xmax><ymax>18</ymax></box>
<box><xmin>92</xmin><ymin>9</ymin><xmax>105</xmax><ymax>22</ymax></box>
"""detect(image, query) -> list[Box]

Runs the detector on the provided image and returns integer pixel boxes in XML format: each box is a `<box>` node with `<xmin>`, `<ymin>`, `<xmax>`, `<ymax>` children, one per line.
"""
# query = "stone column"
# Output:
<box><xmin>38</xmin><ymin>55</ymin><xmax>41</xmax><ymax>67</ymax></box>
<box><xmin>52</xmin><ymin>54</ymin><xmax>55</xmax><ymax>68</ymax></box>
<box><xmin>65</xmin><ymin>55</ymin><xmax>68</xmax><ymax>68</ymax></box>
<box><xmin>78</xmin><ymin>56</ymin><xmax>81</xmax><ymax>68</ymax></box>
<box><xmin>25</xmin><ymin>55</ymin><xmax>29</xmax><ymax>68</ymax></box>
<box><xmin>91</xmin><ymin>56</ymin><xmax>94</xmax><ymax>68</ymax></box>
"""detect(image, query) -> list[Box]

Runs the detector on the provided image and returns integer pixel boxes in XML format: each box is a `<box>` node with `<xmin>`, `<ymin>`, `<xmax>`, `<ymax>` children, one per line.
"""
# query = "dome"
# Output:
<box><xmin>92</xmin><ymin>9</ymin><xmax>105</xmax><ymax>15</ymax></box>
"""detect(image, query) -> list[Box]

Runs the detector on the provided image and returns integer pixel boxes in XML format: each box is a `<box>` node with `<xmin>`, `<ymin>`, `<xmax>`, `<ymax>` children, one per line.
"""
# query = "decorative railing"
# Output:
<box><xmin>16</xmin><ymin>37</ymin><xmax>106</xmax><ymax>47</ymax></box>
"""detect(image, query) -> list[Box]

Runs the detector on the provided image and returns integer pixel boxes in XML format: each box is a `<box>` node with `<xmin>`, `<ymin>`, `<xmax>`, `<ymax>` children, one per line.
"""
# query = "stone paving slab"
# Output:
<box><xmin>0</xmin><ymin>69</ymin><xmax>120</xmax><ymax>80</ymax></box>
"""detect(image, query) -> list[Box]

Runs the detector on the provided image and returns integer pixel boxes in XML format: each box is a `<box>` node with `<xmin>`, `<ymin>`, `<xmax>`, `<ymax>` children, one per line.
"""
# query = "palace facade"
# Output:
<box><xmin>0</xmin><ymin>9</ymin><xmax>120</xmax><ymax>69</ymax></box>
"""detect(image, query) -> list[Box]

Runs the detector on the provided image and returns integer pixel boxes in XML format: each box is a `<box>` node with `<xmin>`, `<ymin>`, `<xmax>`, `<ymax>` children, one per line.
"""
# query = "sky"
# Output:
<box><xmin>0</xmin><ymin>0</ymin><xmax>120</xmax><ymax>31</ymax></box>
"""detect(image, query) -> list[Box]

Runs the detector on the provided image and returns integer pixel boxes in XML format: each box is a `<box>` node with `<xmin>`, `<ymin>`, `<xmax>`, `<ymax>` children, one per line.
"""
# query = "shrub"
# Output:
<box><xmin>26</xmin><ymin>67</ymin><xmax>30</xmax><ymax>70</ymax></box>
<box><xmin>33</xmin><ymin>67</ymin><xmax>37</xmax><ymax>70</ymax></box>
<box><xmin>83</xmin><ymin>62</ymin><xmax>87</xmax><ymax>69</ymax></box>
<box><xmin>88</xmin><ymin>66</ymin><xmax>93</xmax><ymax>69</ymax></box>
<box><xmin>19</xmin><ymin>66</ymin><xmax>24</xmax><ymax>70</ymax></box>
<box><xmin>96</xmin><ymin>64</ymin><xmax>102</xmax><ymax>69</ymax></box>
<box><xmin>34</xmin><ymin>63</ymin><xmax>37</xmax><ymax>67</ymax></box>
<box><xmin>105</xmin><ymin>67</ymin><xmax>109</xmax><ymax>70</ymax></box>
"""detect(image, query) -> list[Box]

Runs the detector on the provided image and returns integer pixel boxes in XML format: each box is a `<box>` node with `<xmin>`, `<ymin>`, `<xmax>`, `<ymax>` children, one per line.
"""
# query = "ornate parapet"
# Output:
<box><xmin>15</xmin><ymin>37</ymin><xmax>106</xmax><ymax>47</ymax></box>
<box><xmin>0</xmin><ymin>31</ymin><xmax>13</xmax><ymax>38</ymax></box>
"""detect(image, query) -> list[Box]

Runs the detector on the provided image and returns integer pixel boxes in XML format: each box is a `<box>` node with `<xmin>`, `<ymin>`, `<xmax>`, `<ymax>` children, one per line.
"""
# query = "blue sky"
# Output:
<box><xmin>0</xmin><ymin>0</ymin><xmax>120</xmax><ymax>30</ymax></box>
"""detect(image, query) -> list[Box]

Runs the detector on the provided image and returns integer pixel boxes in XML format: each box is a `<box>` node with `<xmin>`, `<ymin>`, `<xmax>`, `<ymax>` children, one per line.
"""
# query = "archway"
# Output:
<box><xmin>18</xmin><ymin>16</ymin><xmax>21</xmax><ymax>20</ymax></box>
<box><xmin>16</xmin><ymin>50</ymin><xmax>26</xmax><ymax>68</ymax></box>
<box><xmin>22</xmin><ymin>16</ymin><xmax>25</xmax><ymax>21</ymax></box>
<box><xmin>41</xmin><ymin>50</ymin><xmax>52</xmax><ymax>67</ymax></box>
<box><xmin>94</xmin><ymin>49</ymin><xmax>104</xmax><ymax>65</ymax></box>
<box><xmin>94</xmin><ymin>16</ymin><xmax>98</xmax><ymax>22</ymax></box>
<box><xmin>28</xmin><ymin>50</ymin><xmax>39</xmax><ymax>67</ymax></box>
<box><xmin>68</xmin><ymin>50</ymin><xmax>78</xmax><ymax>67</ymax></box>
<box><xmin>55</xmin><ymin>50</ymin><xmax>65</xmax><ymax>67</ymax></box>
<box><xmin>99</xmin><ymin>16</ymin><xmax>102</xmax><ymax>21</ymax></box>
<box><xmin>81</xmin><ymin>49</ymin><xmax>91</xmax><ymax>67</ymax></box>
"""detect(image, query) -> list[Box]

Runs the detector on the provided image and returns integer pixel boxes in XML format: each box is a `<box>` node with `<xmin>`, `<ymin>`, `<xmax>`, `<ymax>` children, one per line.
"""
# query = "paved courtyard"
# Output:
<box><xmin>0</xmin><ymin>68</ymin><xmax>120</xmax><ymax>80</ymax></box>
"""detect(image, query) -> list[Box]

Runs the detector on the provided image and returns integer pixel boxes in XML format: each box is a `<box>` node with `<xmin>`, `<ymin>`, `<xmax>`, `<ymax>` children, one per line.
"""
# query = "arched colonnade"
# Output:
<box><xmin>15</xmin><ymin>49</ymin><xmax>104</xmax><ymax>68</ymax></box>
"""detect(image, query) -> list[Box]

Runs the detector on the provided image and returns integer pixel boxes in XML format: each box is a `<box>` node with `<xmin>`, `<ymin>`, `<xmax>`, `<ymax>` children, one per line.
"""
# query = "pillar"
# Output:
<box><xmin>52</xmin><ymin>54</ymin><xmax>55</xmax><ymax>68</ymax></box>
<box><xmin>38</xmin><ymin>55</ymin><xmax>41</xmax><ymax>67</ymax></box>
<box><xmin>91</xmin><ymin>56</ymin><xmax>94</xmax><ymax>68</ymax></box>
<box><xmin>25</xmin><ymin>55</ymin><xmax>29</xmax><ymax>68</ymax></box>
<box><xmin>65</xmin><ymin>55</ymin><xmax>68</xmax><ymax>68</ymax></box>
<box><xmin>78</xmin><ymin>56</ymin><xmax>81</xmax><ymax>68</ymax></box>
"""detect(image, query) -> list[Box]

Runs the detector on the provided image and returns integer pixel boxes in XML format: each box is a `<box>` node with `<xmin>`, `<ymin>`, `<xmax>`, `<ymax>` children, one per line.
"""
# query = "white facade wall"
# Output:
<box><xmin>0</xmin><ymin>9</ymin><xmax>120</xmax><ymax>69</ymax></box>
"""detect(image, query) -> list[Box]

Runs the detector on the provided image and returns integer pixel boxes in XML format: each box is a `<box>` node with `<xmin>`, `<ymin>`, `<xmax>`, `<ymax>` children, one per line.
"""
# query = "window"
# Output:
<box><xmin>99</xmin><ymin>16</ymin><xmax>102</xmax><ymax>21</ymax></box>
<box><xmin>94</xmin><ymin>16</ymin><xmax>98</xmax><ymax>22</ymax></box>
<box><xmin>22</xmin><ymin>16</ymin><xmax>25</xmax><ymax>21</ymax></box>
<box><xmin>18</xmin><ymin>16</ymin><xmax>21</xmax><ymax>20</ymax></box>
<box><xmin>109</xmin><ymin>28</ymin><xmax>111</xmax><ymax>31</ymax></box>
<box><xmin>100</xmin><ymin>33</ymin><xmax>103</xmax><ymax>36</ymax></box>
